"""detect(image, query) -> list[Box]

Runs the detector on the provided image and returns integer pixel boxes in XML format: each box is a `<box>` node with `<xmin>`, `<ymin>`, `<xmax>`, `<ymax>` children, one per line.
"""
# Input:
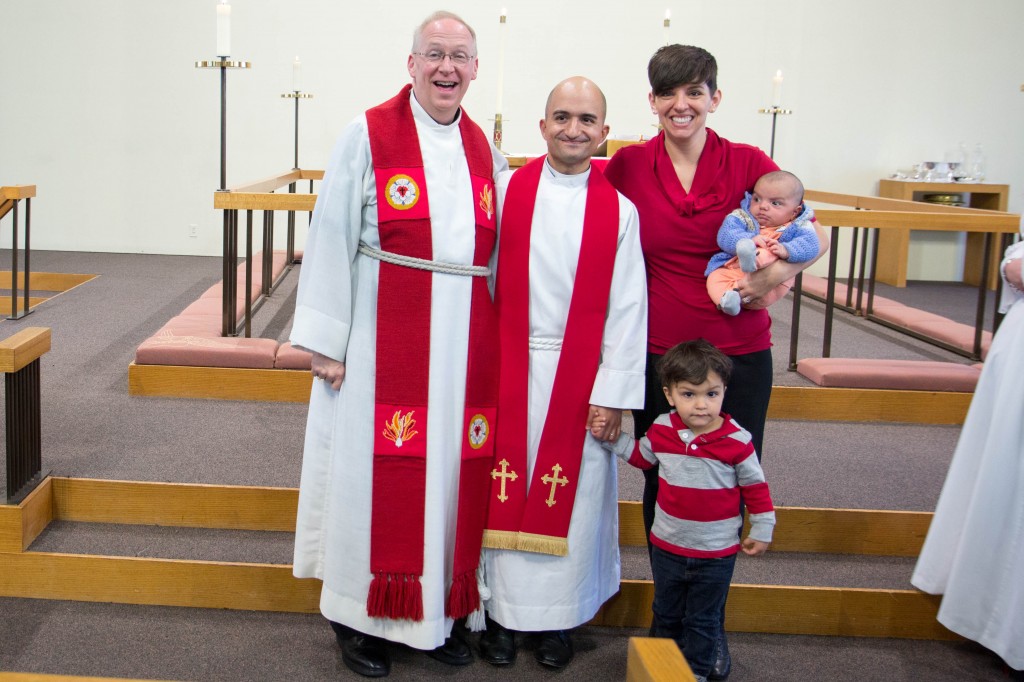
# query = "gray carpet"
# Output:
<box><xmin>1</xmin><ymin>250</ymin><xmax>1017</xmax><ymax>681</ymax></box>
<box><xmin>0</xmin><ymin>596</ymin><xmax>1015</xmax><ymax>682</ymax></box>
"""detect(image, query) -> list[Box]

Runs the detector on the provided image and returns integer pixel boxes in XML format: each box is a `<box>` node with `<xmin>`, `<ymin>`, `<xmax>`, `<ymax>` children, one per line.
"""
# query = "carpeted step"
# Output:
<box><xmin>620</xmin><ymin>545</ymin><xmax>916</xmax><ymax>590</ymax></box>
<box><xmin>27</xmin><ymin>520</ymin><xmax>294</xmax><ymax>565</ymax></box>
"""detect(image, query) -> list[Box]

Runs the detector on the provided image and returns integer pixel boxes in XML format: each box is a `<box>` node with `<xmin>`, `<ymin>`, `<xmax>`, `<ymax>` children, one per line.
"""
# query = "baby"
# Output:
<box><xmin>706</xmin><ymin>170</ymin><xmax>818</xmax><ymax>315</ymax></box>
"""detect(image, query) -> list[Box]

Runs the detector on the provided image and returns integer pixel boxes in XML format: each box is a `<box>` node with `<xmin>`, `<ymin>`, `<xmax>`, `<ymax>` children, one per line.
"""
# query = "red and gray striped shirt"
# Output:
<box><xmin>607</xmin><ymin>410</ymin><xmax>775</xmax><ymax>558</ymax></box>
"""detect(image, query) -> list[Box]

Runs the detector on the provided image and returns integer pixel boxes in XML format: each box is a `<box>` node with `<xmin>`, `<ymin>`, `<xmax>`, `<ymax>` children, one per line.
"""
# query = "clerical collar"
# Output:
<box><xmin>409</xmin><ymin>89</ymin><xmax>462</xmax><ymax>128</ymax></box>
<box><xmin>543</xmin><ymin>158</ymin><xmax>591</xmax><ymax>186</ymax></box>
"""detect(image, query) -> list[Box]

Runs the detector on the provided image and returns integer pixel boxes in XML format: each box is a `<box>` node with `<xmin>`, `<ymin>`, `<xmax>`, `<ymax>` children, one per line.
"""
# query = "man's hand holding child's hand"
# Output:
<box><xmin>587</xmin><ymin>406</ymin><xmax>622</xmax><ymax>442</ymax></box>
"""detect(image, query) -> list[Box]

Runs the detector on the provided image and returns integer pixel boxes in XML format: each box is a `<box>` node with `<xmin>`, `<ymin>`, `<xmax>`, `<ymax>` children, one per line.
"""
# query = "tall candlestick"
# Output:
<box><xmin>216</xmin><ymin>0</ymin><xmax>231</xmax><ymax>57</ymax></box>
<box><xmin>663</xmin><ymin>9</ymin><xmax>671</xmax><ymax>45</ymax></box>
<box><xmin>292</xmin><ymin>56</ymin><xmax>301</xmax><ymax>92</ymax></box>
<box><xmin>772</xmin><ymin>69</ymin><xmax>783</xmax><ymax>106</ymax></box>
<box><xmin>496</xmin><ymin>8</ymin><xmax>507</xmax><ymax>115</ymax></box>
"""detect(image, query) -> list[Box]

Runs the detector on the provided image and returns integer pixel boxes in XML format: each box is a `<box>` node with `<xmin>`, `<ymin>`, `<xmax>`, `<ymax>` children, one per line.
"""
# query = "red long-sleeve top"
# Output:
<box><xmin>604</xmin><ymin>129</ymin><xmax>778</xmax><ymax>355</ymax></box>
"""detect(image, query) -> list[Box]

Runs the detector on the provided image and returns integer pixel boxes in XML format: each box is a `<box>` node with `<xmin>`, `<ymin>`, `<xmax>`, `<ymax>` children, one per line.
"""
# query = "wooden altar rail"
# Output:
<box><xmin>1</xmin><ymin>328</ymin><xmax>51</xmax><ymax>504</ymax></box>
<box><xmin>509</xmin><ymin>154</ymin><xmax>1019</xmax><ymax>360</ymax></box>
<box><xmin>211</xmin><ymin>170</ymin><xmax>323</xmax><ymax>337</ymax></box>
<box><xmin>206</xmin><ymin>165</ymin><xmax>1019</xmax><ymax>362</ymax></box>
<box><xmin>1</xmin><ymin>185</ymin><xmax>37</xmax><ymax>320</ymax></box>
<box><xmin>790</xmin><ymin>190</ymin><xmax>1019</xmax><ymax>364</ymax></box>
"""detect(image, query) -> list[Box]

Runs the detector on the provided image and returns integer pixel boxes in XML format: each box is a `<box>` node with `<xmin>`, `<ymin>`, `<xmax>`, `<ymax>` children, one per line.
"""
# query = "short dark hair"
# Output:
<box><xmin>657</xmin><ymin>339</ymin><xmax>733</xmax><ymax>388</ymax></box>
<box><xmin>648</xmin><ymin>45</ymin><xmax>717</xmax><ymax>97</ymax></box>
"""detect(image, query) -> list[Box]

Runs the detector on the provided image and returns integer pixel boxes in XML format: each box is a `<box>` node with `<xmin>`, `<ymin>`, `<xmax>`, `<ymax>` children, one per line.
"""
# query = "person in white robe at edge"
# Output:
<box><xmin>911</xmin><ymin>237</ymin><xmax>1024</xmax><ymax>676</ymax></box>
<box><xmin>478</xmin><ymin>76</ymin><xmax>648</xmax><ymax>670</ymax></box>
<box><xmin>289</xmin><ymin>10</ymin><xmax>507</xmax><ymax>679</ymax></box>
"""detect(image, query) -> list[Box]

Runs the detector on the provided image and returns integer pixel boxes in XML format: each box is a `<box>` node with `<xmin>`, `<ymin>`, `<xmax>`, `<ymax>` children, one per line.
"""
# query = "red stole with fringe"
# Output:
<box><xmin>364</xmin><ymin>84</ymin><xmax>498</xmax><ymax>620</ymax></box>
<box><xmin>483</xmin><ymin>156</ymin><xmax>619</xmax><ymax>556</ymax></box>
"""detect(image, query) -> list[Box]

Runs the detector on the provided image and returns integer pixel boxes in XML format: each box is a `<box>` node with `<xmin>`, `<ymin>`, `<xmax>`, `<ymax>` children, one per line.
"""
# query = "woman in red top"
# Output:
<box><xmin>604</xmin><ymin>45</ymin><xmax>826</xmax><ymax>680</ymax></box>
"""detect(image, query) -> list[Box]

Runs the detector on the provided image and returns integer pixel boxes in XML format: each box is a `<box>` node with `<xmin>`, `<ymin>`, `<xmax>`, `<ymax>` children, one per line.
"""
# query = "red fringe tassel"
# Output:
<box><xmin>367</xmin><ymin>572</ymin><xmax>424</xmax><ymax>621</ymax></box>
<box><xmin>445</xmin><ymin>570</ymin><xmax>480</xmax><ymax>620</ymax></box>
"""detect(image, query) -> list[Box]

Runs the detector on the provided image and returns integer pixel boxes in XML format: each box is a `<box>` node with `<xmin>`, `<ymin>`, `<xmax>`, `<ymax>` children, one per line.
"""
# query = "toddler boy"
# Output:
<box><xmin>594</xmin><ymin>339</ymin><xmax>775</xmax><ymax>681</ymax></box>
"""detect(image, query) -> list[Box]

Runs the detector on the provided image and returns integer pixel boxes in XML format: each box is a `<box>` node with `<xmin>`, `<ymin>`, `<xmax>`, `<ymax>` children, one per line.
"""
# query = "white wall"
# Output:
<box><xmin>2</xmin><ymin>0</ymin><xmax>1023</xmax><ymax>276</ymax></box>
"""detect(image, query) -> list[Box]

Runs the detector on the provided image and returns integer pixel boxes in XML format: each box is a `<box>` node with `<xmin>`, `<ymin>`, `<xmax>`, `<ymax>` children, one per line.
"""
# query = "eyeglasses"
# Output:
<box><xmin>413</xmin><ymin>50</ymin><xmax>474</xmax><ymax>67</ymax></box>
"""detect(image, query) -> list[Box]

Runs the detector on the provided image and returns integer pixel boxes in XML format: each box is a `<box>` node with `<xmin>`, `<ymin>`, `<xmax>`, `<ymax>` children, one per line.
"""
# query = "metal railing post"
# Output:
<box><xmin>2</xmin><ymin>328</ymin><xmax>51</xmax><ymax>504</ymax></box>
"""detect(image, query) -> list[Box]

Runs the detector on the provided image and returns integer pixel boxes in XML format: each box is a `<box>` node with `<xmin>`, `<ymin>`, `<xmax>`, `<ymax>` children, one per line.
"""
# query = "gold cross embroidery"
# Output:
<box><xmin>491</xmin><ymin>458</ymin><xmax>518</xmax><ymax>502</ymax></box>
<box><xmin>540</xmin><ymin>463</ymin><xmax>569</xmax><ymax>508</ymax></box>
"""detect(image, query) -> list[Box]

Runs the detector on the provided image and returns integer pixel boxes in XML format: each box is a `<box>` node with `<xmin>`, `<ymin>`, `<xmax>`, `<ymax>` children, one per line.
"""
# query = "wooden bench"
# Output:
<box><xmin>134</xmin><ymin>250</ymin><xmax>312</xmax><ymax>371</ymax></box>
<box><xmin>797</xmin><ymin>275</ymin><xmax>989</xmax><ymax>391</ymax></box>
<box><xmin>797</xmin><ymin>357</ymin><xmax>982</xmax><ymax>392</ymax></box>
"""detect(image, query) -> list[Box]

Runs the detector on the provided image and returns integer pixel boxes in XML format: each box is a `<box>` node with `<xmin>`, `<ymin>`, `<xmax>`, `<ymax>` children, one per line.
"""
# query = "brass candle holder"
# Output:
<box><xmin>757</xmin><ymin>106</ymin><xmax>792</xmax><ymax>160</ymax></box>
<box><xmin>195</xmin><ymin>58</ymin><xmax>251</xmax><ymax>190</ymax></box>
<box><xmin>493</xmin><ymin>113</ymin><xmax>503</xmax><ymax>151</ymax></box>
<box><xmin>281</xmin><ymin>91</ymin><xmax>314</xmax><ymax>170</ymax></box>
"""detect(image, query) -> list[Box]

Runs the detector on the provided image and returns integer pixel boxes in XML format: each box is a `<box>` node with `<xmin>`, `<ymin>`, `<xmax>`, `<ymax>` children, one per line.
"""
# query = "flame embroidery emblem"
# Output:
<box><xmin>478</xmin><ymin>183</ymin><xmax>494</xmax><ymax>221</ymax></box>
<box><xmin>385</xmin><ymin>174</ymin><xmax>420</xmax><ymax>211</ymax></box>
<box><xmin>382</xmin><ymin>409</ymin><xmax>418</xmax><ymax>447</ymax></box>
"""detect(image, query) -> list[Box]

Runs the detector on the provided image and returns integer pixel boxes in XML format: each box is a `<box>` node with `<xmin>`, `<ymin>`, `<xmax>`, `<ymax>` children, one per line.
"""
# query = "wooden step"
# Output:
<box><xmin>21</xmin><ymin>478</ymin><xmax>930</xmax><ymax>556</ymax></box>
<box><xmin>0</xmin><ymin>478</ymin><xmax>954</xmax><ymax>640</ymax></box>
<box><xmin>0</xmin><ymin>674</ymin><xmax>171</xmax><ymax>682</ymax></box>
<box><xmin>0</xmin><ymin>272</ymin><xmax>96</xmax><ymax>291</ymax></box>
<box><xmin>128</xmin><ymin>362</ymin><xmax>973</xmax><ymax>424</ymax></box>
<box><xmin>0</xmin><ymin>272</ymin><xmax>98</xmax><ymax>316</ymax></box>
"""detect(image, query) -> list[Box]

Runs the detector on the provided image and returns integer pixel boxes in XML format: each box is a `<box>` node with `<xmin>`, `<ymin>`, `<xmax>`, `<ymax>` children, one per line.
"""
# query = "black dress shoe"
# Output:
<box><xmin>479</xmin><ymin>618</ymin><xmax>516</xmax><ymax>666</ymax></box>
<box><xmin>331</xmin><ymin>623</ymin><xmax>391</xmax><ymax>678</ymax></box>
<box><xmin>534</xmin><ymin>630</ymin><xmax>573</xmax><ymax>670</ymax></box>
<box><xmin>708</xmin><ymin>632</ymin><xmax>731</xmax><ymax>680</ymax></box>
<box><xmin>425</xmin><ymin>634</ymin><xmax>474</xmax><ymax>666</ymax></box>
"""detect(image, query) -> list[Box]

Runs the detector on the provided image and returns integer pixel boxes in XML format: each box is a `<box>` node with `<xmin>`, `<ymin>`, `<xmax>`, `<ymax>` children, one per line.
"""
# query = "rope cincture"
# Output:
<box><xmin>359</xmin><ymin>242</ymin><xmax>491</xmax><ymax>277</ymax></box>
<box><xmin>528</xmin><ymin>337</ymin><xmax>563</xmax><ymax>351</ymax></box>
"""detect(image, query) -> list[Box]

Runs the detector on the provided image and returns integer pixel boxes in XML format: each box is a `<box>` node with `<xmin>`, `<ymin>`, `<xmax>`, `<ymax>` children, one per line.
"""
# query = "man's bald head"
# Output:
<box><xmin>544</xmin><ymin>76</ymin><xmax>608</xmax><ymax>121</ymax></box>
<box><xmin>539</xmin><ymin>76</ymin><xmax>610</xmax><ymax>175</ymax></box>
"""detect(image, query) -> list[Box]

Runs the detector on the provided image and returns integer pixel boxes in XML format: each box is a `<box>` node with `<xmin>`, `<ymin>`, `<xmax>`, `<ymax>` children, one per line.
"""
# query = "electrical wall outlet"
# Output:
<box><xmin>189</xmin><ymin>224</ymin><xmax>198</xmax><ymax>238</ymax></box>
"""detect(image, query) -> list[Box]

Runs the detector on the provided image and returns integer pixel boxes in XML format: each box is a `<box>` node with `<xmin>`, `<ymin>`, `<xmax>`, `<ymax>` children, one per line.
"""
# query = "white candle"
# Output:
<box><xmin>772</xmin><ymin>69</ymin><xmax>783</xmax><ymax>107</ymax></box>
<box><xmin>216</xmin><ymin>0</ymin><xmax>231</xmax><ymax>58</ymax></box>
<box><xmin>663</xmin><ymin>9</ymin><xmax>671</xmax><ymax>45</ymax></box>
<box><xmin>496</xmin><ymin>8</ymin><xmax>507</xmax><ymax>114</ymax></box>
<box><xmin>293</xmin><ymin>56</ymin><xmax>302</xmax><ymax>92</ymax></box>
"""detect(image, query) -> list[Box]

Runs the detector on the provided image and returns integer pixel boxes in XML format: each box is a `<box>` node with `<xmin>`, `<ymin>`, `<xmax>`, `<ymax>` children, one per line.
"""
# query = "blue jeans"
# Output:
<box><xmin>650</xmin><ymin>546</ymin><xmax>737</xmax><ymax>679</ymax></box>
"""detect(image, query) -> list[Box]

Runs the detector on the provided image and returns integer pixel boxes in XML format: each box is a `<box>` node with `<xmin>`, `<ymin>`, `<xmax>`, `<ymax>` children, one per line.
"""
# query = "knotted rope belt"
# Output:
<box><xmin>359</xmin><ymin>242</ymin><xmax>491</xmax><ymax>277</ymax></box>
<box><xmin>528</xmin><ymin>337</ymin><xmax>563</xmax><ymax>351</ymax></box>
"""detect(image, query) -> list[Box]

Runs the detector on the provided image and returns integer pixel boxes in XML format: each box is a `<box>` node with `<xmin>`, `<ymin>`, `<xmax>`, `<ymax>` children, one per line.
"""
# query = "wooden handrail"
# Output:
<box><xmin>806</xmin><ymin>188</ymin><xmax>1019</xmax><ymax>232</ymax></box>
<box><xmin>226</xmin><ymin>170</ymin><xmax>325</xmax><ymax>194</ymax></box>
<box><xmin>1</xmin><ymin>186</ymin><xmax>37</xmax><ymax>222</ymax></box>
<box><xmin>0</xmin><ymin>185</ymin><xmax>37</xmax><ymax>200</ymax></box>
<box><xmin>214</xmin><ymin>171</ymin><xmax>324</xmax><ymax>211</ymax></box>
<box><xmin>806</xmin><ymin>188</ymin><xmax>1006</xmax><ymax>215</ymax></box>
<box><xmin>215</xmin><ymin>192</ymin><xmax>317</xmax><ymax>211</ymax></box>
<box><xmin>213</xmin><ymin>170</ymin><xmax>323</xmax><ymax>336</ymax></box>
<box><xmin>0</xmin><ymin>328</ymin><xmax>51</xmax><ymax>373</ymax></box>
<box><xmin>214</xmin><ymin>171</ymin><xmax>1020</xmax><ymax>233</ymax></box>
<box><xmin>811</xmin><ymin>208</ymin><xmax>1018</xmax><ymax>233</ymax></box>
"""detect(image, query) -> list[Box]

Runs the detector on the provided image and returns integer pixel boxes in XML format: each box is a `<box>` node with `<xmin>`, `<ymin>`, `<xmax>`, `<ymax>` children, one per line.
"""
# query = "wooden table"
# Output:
<box><xmin>876</xmin><ymin>179</ymin><xmax>1009</xmax><ymax>288</ymax></box>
